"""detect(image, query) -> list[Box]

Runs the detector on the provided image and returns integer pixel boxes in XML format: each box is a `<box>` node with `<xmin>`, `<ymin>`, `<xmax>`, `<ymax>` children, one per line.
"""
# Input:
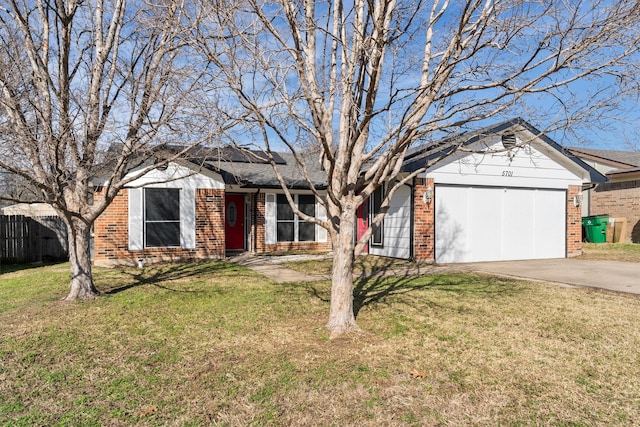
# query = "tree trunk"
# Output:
<box><xmin>326</xmin><ymin>209</ymin><xmax>361</xmax><ymax>338</ymax></box>
<box><xmin>64</xmin><ymin>217</ymin><xmax>99</xmax><ymax>301</ymax></box>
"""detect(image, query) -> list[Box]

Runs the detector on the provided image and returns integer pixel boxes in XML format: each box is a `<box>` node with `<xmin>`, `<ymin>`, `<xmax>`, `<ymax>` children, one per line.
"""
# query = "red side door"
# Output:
<box><xmin>225</xmin><ymin>194</ymin><xmax>245</xmax><ymax>250</ymax></box>
<box><xmin>356</xmin><ymin>198</ymin><xmax>369</xmax><ymax>253</ymax></box>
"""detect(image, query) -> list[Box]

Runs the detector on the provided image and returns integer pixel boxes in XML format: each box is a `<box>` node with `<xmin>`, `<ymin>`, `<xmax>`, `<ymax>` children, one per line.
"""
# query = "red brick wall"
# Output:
<box><xmin>194</xmin><ymin>189</ymin><xmax>225</xmax><ymax>258</ymax></box>
<box><xmin>413</xmin><ymin>178</ymin><xmax>435</xmax><ymax>262</ymax></box>
<box><xmin>567</xmin><ymin>185</ymin><xmax>583</xmax><ymax>257</ymax></box>
<box><xmin>93</xmin><ymin>189</ymin><xmax>129</xmax><ymax>262</ymax></box>
<box><xmin>254</xmin><ymin>192</ymin><xmax>266</xmax><ymax>252</ymax></box>
<box><xmin>93</xmin><ymin>188</ymin><xmax>225</xmax><ymax>266</ymax></box>
<box><xmin>590</xmin><ymin>180</ymin><xmax>640</xmax><ymax>243</ymax></box>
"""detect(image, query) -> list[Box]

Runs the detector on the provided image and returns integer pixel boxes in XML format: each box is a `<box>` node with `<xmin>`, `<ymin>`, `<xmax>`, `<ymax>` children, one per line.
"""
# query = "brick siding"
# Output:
<box><xmin>94</xmin><ymin>188</ymin><xmax>331</xmax><ymax>266</ymax></box>
<box><xmin>590</xmin><ymin>180</ymin><xmax>640</xmax><ymax>243</ymax></box>
<box><xmin>567</xmin><ymin>185</ymin><xmax>583</xmax><ymax>257</ymax></box>
<box><xmin>413</xmin><ymin>178</ymin><xmax>435</xmax><ymax>262</ymax></box>
<box><xmin>93</xmin><ymin>188</ymin><xmax>225</xmax><ymax>267</ymax></box>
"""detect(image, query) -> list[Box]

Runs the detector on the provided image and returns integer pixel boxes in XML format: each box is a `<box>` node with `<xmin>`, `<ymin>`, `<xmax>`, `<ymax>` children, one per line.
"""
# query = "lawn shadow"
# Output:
<box><xmin>308</xmin><ymin>257</ymin><xmax>525</xmax><ymax>317</ymax></box>
<box><xmin>0</xmin><ymin>261</ymin><xmax>67</xmax><ymax>275</ymax></box>
<box><xmin>102</xmin><ymin>261</ymin><xmax>241</xmax><ymax>294</ymax></box>
<box><xmin>352</xmin><ymin>270</ymin><xmax>525</xmax><ymax>317</ymax></box>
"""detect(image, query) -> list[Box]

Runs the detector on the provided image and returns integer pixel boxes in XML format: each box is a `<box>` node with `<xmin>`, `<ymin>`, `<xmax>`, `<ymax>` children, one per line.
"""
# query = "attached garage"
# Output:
<box><xmin>434</xmin><ymin>186</ymin><xmax>566</xmax><ymax>263</ymax></box>
<box><xmin>399</xmin><ymin>118</ymin><xmax>605</xmax><ymax>264</ymax></box>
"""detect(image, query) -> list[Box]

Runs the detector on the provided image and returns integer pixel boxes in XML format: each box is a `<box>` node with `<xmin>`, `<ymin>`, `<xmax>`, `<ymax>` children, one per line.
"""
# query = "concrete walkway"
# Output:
<box><xmin>231</xmin><ymin>253</ymin><xmax>331</xmax><ymax>282</ymax></box>
<box><xmin>232</xmin><ymin>253</ymin><xmax>640</xmax><ymax>295</ymax></box>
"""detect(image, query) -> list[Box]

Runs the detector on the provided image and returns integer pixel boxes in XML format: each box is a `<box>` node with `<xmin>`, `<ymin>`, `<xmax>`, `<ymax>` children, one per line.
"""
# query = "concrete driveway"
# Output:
<box><xmin>463</xmin><ymin>258</ymin><xmax>640</xmax><ymax>295</ymax></box>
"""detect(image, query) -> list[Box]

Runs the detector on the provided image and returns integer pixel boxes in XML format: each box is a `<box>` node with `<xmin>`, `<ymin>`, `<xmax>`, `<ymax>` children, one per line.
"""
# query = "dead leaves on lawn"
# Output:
<box><xmin>140</xmin><ymin>405</ymin><xmax>158</xmax><ymax>417</ymax></box>
<box><xmin>410</xmin><ymin>369</ymin><xmax>426</xmax><ymax>379</ymax></box>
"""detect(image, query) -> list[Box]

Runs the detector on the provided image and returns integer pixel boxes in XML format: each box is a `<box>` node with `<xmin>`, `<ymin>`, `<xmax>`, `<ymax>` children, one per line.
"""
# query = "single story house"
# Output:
<box><xmin>566</xmin><ymin>147</ymin><xmax>640</xmax><ymax>243</ymax></box>
<box><xmin>92</xmin><ymin>148</ymin><xmax>330</xmax><ymax>267</ymax></box>
<box><xmin>92</xmin><ymin>118</ymin><xmax>605</xmax><ymax>266</ymax></box>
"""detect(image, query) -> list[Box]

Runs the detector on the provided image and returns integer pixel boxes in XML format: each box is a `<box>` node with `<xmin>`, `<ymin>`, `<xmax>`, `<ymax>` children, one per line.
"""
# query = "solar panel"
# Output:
<box><xmin>217</xmin><ymin>147</ymin><xmax>286</xmax><ymax>165</ymax></box>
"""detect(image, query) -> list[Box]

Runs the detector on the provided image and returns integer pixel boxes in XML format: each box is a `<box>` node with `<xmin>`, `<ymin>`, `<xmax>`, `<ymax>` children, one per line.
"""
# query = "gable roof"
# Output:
<box><xmin>402</xmin><ymin>118</ymin><xmax>606</xmax><ymax>183</ymax></box>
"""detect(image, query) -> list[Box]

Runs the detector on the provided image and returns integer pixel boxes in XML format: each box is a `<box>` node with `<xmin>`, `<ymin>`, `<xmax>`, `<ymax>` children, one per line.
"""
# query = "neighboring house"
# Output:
<box><xmin>566</xmin><ymin>147</ymin><xmax>640</xmax><ymax>243</ymax></box>
<box><xmin>361</xmin><ymin>118</ymin><xmax>605</xmax><ymax>263</ymax></box>
<box><xmin>92</xmin><ymin>148</ymin><xmax>330</xmax><ymax>267</ymax></box>
<box><xmin>93</xmin><ymin>118</ymin><xmax>605</xmax><ymax>267</ymax></box>
<box><xmin>1</xmin><ymin>203</ymin><xmax>59</xmax><ymax>216</ymax></box>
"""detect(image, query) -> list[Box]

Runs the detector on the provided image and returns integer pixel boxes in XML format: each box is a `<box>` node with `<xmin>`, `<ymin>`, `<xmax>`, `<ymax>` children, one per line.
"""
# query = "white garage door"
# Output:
<box><xmin>435</xmin><ymin>186</ymin><xmax>566</xmax><ymax>263</ymax></box>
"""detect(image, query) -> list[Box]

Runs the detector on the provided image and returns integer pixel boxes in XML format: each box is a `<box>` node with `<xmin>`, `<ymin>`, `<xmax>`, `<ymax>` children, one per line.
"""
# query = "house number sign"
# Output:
<box><xmin>502</xmin><ymin>170</ymin><xmax>514</xmax><ymax>177</ymax></box>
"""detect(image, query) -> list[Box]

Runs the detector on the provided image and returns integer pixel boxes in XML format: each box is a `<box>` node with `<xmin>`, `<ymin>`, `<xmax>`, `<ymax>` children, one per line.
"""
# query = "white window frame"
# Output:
<box><xmin>144</xmin><ymin>188</ymin><xmax>181</xmax><ymax>248</ymax></box>
<box><xmin>276</xmin><ymin>194</ymin><xmax>317</xmax><ymax>243</ymax></box>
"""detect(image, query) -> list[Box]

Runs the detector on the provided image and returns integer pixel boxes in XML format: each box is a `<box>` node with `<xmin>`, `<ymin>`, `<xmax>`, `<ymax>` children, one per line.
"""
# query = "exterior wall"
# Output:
<box><xmin>589</xmin><ymin>179</ymin><xmax>640</xmax><ymax>243</ymax></box>
<box><xmin>253</xmin><ymin>191</ymin><xmax>332</xmax><ymax>254</ymax></box>
<box><xmin>93</xmin><ymin>189</ymin><xmax>129</xmax><ymax>263</ymax></box>
<box><xmin>93</xmin><ymin>188</ymin><xmax>225</xmax><ymax>266</ymax></box>
<box><xmin>567</xmin><ymin>185</ymin><xmax>583</xmax><ymax>256</ymax></box>
<box><xmin>369</xmin><ymin>184</ymin><xmax>412</xmax><ymax>259</ymax></box>
<box><xmin>427</xmin><ymin>136</ymin><xmax>586</xmax><ymax>190</ymax></box>
<box><xmin>413</xmin><ymin>178</ymin><xmax>435</xmax><ymax>262</ymax></box>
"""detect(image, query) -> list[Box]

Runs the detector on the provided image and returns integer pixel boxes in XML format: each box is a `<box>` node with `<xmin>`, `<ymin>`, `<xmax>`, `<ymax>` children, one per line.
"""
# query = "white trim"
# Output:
<box><xmin>317</xmin><ymin>198</ymin><xmax>327</xmax><ymax>243</ymax></box>
<box><xmin>181</xmin><ymin>188</ymin><xmax>196</xmax><ymax>249</ymax></box>
<box><xmin>265</xmin><ymin>193</ymin><xmax>276</xmax><ymax>244</ymax></box>
<box><xmin>128</xmin><ymin>188</ymin><xmax>144</xmax><ymax>250</ymax></box>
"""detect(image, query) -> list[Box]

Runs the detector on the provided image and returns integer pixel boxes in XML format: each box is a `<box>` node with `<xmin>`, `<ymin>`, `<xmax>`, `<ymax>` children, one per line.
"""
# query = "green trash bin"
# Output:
<box><xmin>582</xmin><ymin>215</ymin><xmax>609</xmax><ymax>243</ymax></box>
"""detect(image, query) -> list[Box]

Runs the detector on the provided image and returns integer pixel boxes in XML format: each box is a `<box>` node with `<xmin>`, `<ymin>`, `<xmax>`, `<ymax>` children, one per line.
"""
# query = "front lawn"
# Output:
<box><xmin>1</xmin><ymin>261</ymin><xmax>639</xmax><ymax>425</ymax></box>
<box><xmin>579</xmin><ymin>242</ymin><xmax>640</xmax><ymax>262</ymax></box>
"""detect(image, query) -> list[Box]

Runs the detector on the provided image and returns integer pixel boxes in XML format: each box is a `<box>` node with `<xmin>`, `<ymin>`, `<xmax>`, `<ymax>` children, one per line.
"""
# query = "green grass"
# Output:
<box><xmin>1</xmin><ymin>261</ymin><xmax>639</xmax><ymax>425</ymax></box>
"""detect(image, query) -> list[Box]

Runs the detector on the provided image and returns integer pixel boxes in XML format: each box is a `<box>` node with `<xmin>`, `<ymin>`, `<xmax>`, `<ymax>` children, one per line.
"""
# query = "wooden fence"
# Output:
<box><xmin>0</xmin><ymin>215</ymin><xmax>68</xmax><ymax>263</ymax></box>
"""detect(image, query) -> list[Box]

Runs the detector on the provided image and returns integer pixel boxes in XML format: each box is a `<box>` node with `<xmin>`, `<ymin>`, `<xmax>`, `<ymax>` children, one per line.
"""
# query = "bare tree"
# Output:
<box><xmin>0</xmin><ymin>0</ymin><xmax>219</xmax><ymax>300</ymax></box>
<box><xmin>199</xmin><ymin>0</ymin><xmax>640</xmax><ymax>336</ymax></box>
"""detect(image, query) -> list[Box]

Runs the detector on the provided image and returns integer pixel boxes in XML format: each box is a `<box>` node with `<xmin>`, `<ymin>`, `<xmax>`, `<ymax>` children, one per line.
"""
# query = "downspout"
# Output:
<box><xmin>582</xmin><ymin>183</ymin><xmax>597</xmax><ymax>217</ymax></box>
<box><xmin>407</xmin><ymin>182</ymin><xmax>415</xmax><ymax>261</ymax></box>
<box><xmin>253</xmin><ymin>188</ymin><xmax>260</xmax><ymax>252</ymax></box>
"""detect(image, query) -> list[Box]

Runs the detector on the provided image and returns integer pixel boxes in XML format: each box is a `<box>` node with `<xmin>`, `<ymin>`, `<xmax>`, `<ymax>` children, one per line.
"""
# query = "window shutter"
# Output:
<box><xmin>265</xmin><ymin>193</ymin><xmax>276</xmax><ymax>244</ymax></box>
<box><xmin>316</xmin><ymin>197</ymin><xmax>327</xmax><ymax>243</ymax></box>
<box><xmin>128</xmin><ymin>188</ymin><xmax>143</xmax><ymax>250</ymax></box>
<box><xmin>181</xmin><ymin>188</ymin><xmax>196</xmax><ymax>249</ymax></box>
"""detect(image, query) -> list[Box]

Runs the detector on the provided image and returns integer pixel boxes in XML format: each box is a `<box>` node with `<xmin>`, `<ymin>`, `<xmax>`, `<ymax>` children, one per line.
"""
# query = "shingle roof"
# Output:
<box><xmin>176</xmin><ymin>146</ymin><xmax>327</xmax><ymax>189</ymax></box>
<box><xmin>566</xmin><ymin>147</ymin><xmax>640</xmax><ymax>169</ymax></box>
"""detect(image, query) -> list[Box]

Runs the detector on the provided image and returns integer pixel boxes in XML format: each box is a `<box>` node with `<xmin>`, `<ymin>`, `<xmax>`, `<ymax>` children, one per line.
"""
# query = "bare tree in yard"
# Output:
<box><xmin>0</xmin><ymin>0</ymin><xmax>216</xmax><ymax>300</ymax></box>
<box><xmin>200</xmin><ymin>0</ymin><xmax>640</xmax><ymax>337</ymax></box>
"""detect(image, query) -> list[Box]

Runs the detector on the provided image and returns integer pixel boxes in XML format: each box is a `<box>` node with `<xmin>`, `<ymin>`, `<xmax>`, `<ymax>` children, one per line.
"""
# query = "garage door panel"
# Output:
<box><xmin>435</xmin><ymin>186</ymin><xmax>565</xmax><ymax>263</ymax></box>
<box><xmin>534</xmin><ymin>190</ymin><xmax>566</xmax><ymax>258</ymax></box>
<box><xmin>434</xmin><ymin>187</ymin><xmax>470</xmax><ymax>263</ymax></box>
<box><xmin>468</xmin><ymin>188</ymin><xmax>503</xmax><ymax>262</ymax></box>
<box><xmin>502</xmin><ymin>189</ymin><xmax>535</xmax><ymax>261</ymax></box>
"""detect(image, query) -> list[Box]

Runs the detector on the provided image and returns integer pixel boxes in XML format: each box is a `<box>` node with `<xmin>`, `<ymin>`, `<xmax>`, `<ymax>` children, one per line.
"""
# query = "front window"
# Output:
<box><xmin>276</xmin><ymin>194</ymin><xmax>317</xmax><ymax>242</ymax></box>
<box><xmin>145</xmin><ymin>188</ymin><xmax>180</xmax><ymax>247</ymax></box>
<box><xmin>371</xmin><ymin>186</ymin><xmax>384</xmax><ymax>246</ymax></box>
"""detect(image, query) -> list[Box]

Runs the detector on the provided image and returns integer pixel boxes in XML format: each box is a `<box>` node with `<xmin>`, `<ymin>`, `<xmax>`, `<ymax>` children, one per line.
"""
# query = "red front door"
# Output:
<box><xmin>225</xmin><ymin>194</ymin><xmax>245</xmax><ymax>250</ymax></box>
<box><xmin>356</xmin><ymin>198</ymin><xmax>369</xmax><ymax>253</ymax></box>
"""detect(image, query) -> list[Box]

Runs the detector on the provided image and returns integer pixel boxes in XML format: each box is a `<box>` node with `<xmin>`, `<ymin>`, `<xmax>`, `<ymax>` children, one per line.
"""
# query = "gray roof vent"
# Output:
<box><xmin>501</xmin><ymin>133</ymin><xmax>517</xmax><ymax>150</ymax></box>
